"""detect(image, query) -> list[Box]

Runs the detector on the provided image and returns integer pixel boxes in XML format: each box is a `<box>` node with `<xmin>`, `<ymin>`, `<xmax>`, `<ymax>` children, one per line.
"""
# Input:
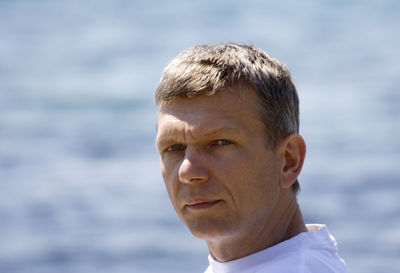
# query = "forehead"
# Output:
<box><xmin>156</xmin><ymin>86</ymin><xmax>265</xmax><ymax>140</ymax></box>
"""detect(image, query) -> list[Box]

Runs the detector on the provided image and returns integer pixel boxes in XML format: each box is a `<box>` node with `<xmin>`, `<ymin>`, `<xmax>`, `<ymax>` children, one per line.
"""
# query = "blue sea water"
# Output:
<box><xmin>0</xmin><ymin>1</ymin><xmax>399</xmax><ymax>272</ymax></box>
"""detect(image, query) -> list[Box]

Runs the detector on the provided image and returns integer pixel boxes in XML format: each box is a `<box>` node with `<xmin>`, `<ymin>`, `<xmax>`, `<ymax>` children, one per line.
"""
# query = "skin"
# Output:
<box><xmin>156</xmin><ymin>85</ymin><xmax>307</xmax><ymax>262</ymax></box>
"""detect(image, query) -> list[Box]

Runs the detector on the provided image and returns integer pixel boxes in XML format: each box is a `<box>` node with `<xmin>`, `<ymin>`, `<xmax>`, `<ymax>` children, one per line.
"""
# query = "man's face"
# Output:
<box><xmin>156</xmin><ymin>86</ymin><xmax>283</xmax><ymax>241</ymax></box>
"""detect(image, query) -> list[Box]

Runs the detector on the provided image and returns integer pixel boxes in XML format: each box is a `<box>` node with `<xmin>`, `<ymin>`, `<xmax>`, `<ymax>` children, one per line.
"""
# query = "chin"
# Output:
<box><xmin>185</xmin><ymin>217</ymin><xmax>233</xmax><ymax>240</ymax></box>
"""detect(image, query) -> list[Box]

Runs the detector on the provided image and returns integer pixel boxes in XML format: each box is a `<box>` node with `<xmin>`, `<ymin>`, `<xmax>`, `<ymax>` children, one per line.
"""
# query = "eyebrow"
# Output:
<box><xmin>156</xmin><ymin>126</ymin><xmax>241</xmax><ymax>147</ymax></box>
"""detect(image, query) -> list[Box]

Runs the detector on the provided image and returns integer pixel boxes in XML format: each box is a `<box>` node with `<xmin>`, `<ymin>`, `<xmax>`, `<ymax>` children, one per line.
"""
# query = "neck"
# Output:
<box><xmin>206</xmin><ymin>192</ymin><xmax>307</xmax><ymax>262</ymax></box>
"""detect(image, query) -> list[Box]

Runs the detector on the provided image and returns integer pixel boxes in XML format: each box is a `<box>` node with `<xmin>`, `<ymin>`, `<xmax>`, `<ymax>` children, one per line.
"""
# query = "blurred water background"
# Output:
<box><xmin>0</xmin><ymin>0</ymin><xmax>399</xmax><ymax>272</ymax></box>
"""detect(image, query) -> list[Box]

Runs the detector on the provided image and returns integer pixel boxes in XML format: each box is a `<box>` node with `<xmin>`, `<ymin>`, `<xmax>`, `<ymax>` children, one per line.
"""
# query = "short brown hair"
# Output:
<box><xmin>156</xmin><ymin>43</ymin><xmax>300</xmax><ymax>193</ymax></box>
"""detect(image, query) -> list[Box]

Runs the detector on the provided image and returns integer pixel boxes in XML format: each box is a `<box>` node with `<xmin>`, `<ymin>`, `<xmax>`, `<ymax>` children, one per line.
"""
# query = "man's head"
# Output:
<box><xmin>155</xmin><ymin>44</ymin><xmax>306</xmax><ymax>258</ymax></box>
<box><xmin>156</xmin><ymin>43</ymin><xmax>301</xmax><ymax>192</ymax></box>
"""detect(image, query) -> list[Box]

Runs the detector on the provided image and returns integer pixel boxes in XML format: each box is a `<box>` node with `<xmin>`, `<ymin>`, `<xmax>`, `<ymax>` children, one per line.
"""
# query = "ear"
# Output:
<box><xmin>278</xmin><ymin>134</ymin><xmax>306</xmax><ymax>189</ymax></box>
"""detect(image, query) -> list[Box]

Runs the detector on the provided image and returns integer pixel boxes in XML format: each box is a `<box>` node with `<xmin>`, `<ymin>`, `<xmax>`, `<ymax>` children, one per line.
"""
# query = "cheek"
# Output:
<box><xmin>161</xmin><ymin>161</ymin><xmax>180</xmax><ymax>198</ymax></box>
<box><xmin>210</xmin><ymin>154</ymin><xmax>253</xmax><ymax>194</ymax></box>
<box><xmin>222</xmin><ymin>153</ymin><xmax>280</xmax><ymax>202</ymax></box>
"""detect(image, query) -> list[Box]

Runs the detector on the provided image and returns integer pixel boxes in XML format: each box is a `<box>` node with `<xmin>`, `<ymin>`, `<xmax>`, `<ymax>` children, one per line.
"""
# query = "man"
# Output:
<box><xmin>155</xmin><ymin>43</ymin><xmax>349</xmax><ymax>273</ymax></box>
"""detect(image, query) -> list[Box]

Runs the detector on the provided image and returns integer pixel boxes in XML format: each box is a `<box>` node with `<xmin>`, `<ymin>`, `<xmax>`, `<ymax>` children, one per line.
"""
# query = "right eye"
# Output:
<box><xmin>166</xmin><ymin>144</ymin><xmax>186</xmax><ymax>152</ymax></box>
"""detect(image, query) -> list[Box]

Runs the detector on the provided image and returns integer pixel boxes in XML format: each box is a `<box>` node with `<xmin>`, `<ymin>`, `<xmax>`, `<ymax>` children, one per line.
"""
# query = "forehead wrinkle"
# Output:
<box><xmin>156</xmin><ymin>88</ymin><xmax>267</xmax><ymax>146</ymax></box>
<box><xmin>156</xmin><ymin>114</ymin><xmax>199</xmax><ymax>146</ymax></box>
<box><xmin>157</xmin><ymin>113</ymin><xmax>243</xmax><ymax>147</ymax></box>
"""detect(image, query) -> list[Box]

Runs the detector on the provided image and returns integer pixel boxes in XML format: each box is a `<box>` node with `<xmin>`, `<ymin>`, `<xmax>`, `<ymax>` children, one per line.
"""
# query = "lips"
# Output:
<box><xmin>185</xmin><ymin>199</ymin><xmax>221</xmax><ymax>210</ymax></box>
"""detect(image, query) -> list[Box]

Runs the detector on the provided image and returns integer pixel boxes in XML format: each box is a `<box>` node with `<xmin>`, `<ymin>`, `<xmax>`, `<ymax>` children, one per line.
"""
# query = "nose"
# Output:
<box><xmin>178</xmin><ymin>147</ymin><xmax>209</xmax><ymax>184</ymax></box>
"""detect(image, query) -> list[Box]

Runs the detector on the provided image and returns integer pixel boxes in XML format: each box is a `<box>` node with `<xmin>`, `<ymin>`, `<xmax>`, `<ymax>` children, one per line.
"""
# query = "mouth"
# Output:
<box><xmin>185</xmin><ymin>199</ymin><xmax>221</xmax><ymax>210</ymax></box>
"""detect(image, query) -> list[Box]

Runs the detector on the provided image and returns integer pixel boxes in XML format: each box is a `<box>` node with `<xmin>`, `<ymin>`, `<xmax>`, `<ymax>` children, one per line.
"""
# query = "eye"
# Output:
<box><xmin>214</xmin><ymin>139</ymin><xmax>233</xmax><ymax>146</ymax></box>
<box><xmin>166</xmin><ymin>144</ymin><xmax>186</xmax><ymax>152</ymax></box>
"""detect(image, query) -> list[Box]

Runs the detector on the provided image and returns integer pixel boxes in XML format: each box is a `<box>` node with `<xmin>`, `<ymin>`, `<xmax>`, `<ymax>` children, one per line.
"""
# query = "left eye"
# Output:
<box><xmin>214</xmin><ymin>139</ymin><xmax>233</xmax><ymax>146</ymax></box>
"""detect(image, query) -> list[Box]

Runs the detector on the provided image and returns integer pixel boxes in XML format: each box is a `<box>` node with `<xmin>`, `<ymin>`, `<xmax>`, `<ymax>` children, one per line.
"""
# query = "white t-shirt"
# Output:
<box><xmin>204</xmin><ymin>224</ymin><xmax>349</xmax><ymax>273</ymax></box>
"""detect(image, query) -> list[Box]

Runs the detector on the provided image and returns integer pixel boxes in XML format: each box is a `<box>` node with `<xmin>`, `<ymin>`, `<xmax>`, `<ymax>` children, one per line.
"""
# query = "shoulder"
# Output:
<box><xmin>255</xmin><ymin>225</ymin><xmax>349</xmax><ymax>273</ymax></box>
<box><xmin>205</xmin><ymin>225</ymin><xmax>349</xmax><ymax>273</ymax></box>
<box><xmin>249</xmin><ymin>249</ymin><xmax>349</xmax><ymax>273</ymax></box>
<box><xmin>299</xmin><ymin>225</ymin><xmax>349</xmax><ymax>273</ymax></box>
<box><xmin>300</xmin><ymin>247</ymin><xmax>349</xmax><ymax>273</ymax></box>
<box><xmin>203</xmin><ymin>265</ymin><xmax>213</xmax><ymax>273</ymax></box>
